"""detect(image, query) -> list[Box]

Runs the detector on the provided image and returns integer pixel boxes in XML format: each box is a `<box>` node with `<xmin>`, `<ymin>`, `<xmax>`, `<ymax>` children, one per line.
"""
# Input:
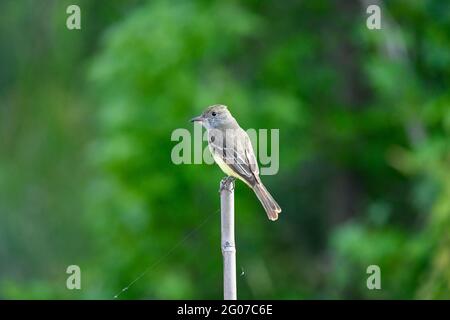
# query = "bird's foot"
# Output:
<box><xmin>219</xmin><ymin>176</ymin><xmax>235</xmax><ymax>193</ymax></box>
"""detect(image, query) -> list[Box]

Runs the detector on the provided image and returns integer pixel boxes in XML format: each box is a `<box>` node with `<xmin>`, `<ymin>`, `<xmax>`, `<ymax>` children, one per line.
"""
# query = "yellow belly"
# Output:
<box><xmin>212</xmin><ymin>153</ymin><xmax>251</xmax><ymax>187</ymax></box>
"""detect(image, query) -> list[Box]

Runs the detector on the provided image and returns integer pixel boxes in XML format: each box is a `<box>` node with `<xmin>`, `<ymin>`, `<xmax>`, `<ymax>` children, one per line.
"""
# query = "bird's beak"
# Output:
<box><xmin>190</xmin><ymin>115</ymin><xmax>204</xmax><ymax>123</ymax></box>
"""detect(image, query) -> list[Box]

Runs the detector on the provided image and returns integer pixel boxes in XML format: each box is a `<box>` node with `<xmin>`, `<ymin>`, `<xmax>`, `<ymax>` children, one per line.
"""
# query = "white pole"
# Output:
<box><xmin>220</xmin><ymin>178</ymin><xmax>237</xmax><ymax>300</ymax></box>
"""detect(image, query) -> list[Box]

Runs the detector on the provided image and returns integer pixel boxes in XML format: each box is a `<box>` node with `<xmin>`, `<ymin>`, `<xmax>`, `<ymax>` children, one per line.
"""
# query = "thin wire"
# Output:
<box><xmin>113</xmin><ymin>208</ymin><xmax>219</xmax><ymax>299</ymax></box>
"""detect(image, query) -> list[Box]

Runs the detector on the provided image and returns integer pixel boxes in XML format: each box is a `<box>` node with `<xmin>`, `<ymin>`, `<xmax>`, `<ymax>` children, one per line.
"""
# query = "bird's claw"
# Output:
<box><xmin>219</xmin><ymin>176</ymin><xmax>235</xmax><ymax>193</ymax></box>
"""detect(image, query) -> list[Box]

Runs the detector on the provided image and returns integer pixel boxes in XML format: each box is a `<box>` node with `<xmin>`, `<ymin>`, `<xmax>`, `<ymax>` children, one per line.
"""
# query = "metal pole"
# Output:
<box><xmin>220</xmin><ymin>178</ymin><xmax>237</xmax><ymax>300</ymax></box>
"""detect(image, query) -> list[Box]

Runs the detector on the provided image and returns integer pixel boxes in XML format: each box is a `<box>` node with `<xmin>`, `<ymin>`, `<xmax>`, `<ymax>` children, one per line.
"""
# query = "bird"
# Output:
<box><xmin>190</xmin><ymin>104</ymin><xmax>281</xmax><ymax>221</ymax></box>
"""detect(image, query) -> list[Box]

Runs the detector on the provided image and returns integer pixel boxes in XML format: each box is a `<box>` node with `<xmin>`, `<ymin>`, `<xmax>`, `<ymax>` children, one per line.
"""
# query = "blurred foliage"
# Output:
<box><xmin>0</xmin><ymin>0</ymin><xmax>449</xmax><ymax>299</ymax></box>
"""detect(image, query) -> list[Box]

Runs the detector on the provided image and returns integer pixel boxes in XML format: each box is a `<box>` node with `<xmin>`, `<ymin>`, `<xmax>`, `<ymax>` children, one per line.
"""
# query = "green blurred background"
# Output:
<box><xmin>0</xmin><ymin>0</ymin><xmax>449</xmax><ymax>299</ymax></box>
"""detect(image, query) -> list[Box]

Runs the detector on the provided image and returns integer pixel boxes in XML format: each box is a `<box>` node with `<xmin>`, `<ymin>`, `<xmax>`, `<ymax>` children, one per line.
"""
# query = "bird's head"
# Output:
<box><xmin>190</xmin><ymin>104</ymin><xmax>232</xmax><ymax>129</ymax></box>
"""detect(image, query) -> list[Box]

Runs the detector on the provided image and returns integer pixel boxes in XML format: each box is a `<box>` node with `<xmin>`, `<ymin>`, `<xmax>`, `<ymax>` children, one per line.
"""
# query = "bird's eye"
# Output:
<box><xmin>212</xmin><ymin>112</ymin><xmax>217</xmax><ymax>116</ymax></box>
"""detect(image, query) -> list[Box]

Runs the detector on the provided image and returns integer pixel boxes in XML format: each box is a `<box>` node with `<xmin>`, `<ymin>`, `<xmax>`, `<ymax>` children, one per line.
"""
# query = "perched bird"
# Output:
<box><xmin>191</xmin><ymin>104</ymin><xmax>281</xmax><ymax>221</ymax></box>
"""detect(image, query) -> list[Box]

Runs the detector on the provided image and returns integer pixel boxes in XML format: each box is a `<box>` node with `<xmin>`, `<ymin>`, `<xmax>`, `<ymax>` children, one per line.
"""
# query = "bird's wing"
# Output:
<box><xmin>209</xmin><ymin>128</ymin><xmax>258</xmax><ymax>186</ymax></box>
<box><xmin>243</xmin><ymin>133</ymin><xmax>259</xmax><ymax>177</ymax></box>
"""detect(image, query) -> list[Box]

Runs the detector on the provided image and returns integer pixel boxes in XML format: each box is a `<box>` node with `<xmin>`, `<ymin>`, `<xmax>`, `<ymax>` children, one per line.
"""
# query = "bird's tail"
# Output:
<box><xmin>252</xmin><ymin>182</ymin><xmax>282</xmax><ymax>221</ymax></box>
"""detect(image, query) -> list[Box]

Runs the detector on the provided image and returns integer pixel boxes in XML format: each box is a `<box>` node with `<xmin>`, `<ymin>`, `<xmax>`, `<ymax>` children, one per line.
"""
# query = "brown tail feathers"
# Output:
<box><xmin>252</xmin><ymin>182</ymin><xmax>282</xmax><ymax>221</ymax></box>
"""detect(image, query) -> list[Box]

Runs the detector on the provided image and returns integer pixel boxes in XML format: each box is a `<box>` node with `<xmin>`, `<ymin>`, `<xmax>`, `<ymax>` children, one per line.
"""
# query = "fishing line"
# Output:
<box><xmin>113</xmin><ymin>208</ymin><xmax>219</xmax><ymax>299</ymax></box>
